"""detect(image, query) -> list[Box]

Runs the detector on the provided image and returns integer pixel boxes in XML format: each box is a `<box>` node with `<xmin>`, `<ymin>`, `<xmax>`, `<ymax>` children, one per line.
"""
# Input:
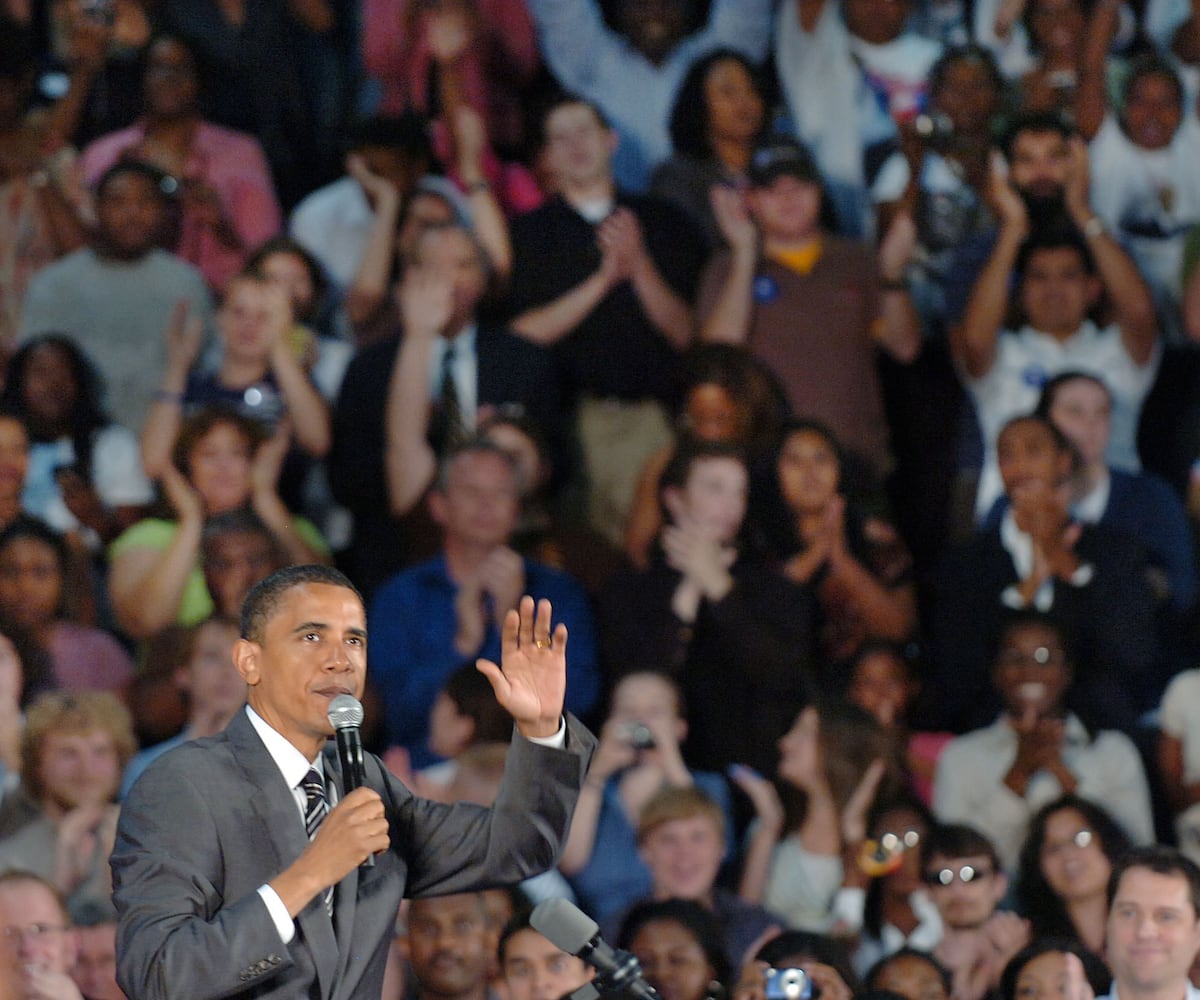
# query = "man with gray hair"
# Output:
<box><xmin>368</xmin><ymin>441</ymin><xmax>599</xmax><ymax>768</ymax></box>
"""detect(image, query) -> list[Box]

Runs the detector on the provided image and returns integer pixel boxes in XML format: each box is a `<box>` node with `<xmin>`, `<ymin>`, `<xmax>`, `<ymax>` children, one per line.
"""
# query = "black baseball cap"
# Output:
<box><xmin>748</xmin><ymin>138</ymin><xmax>821</xmax><ymax>187</ymax></box>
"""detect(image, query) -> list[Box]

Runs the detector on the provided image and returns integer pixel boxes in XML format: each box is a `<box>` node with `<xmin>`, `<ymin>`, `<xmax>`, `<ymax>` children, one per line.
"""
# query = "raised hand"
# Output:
<box><xmin>451</xmin><ymin>105</ymin><xmax>488</xmax><ymax>175</ymax></box>
<box><xmin>878</xmin><ymin>209</ymin><xmax>918</xmax><ymax>284</ymax></box>
<box><xmin>710</xmin><ymin>185</ymin><xmax>758</xmax><ymax>256</ymax></box>
<box><xmin>729</xmin><ymin>763</ymin><xmax>785</xmax><ymax>835</ymax></box>
<box><xmin>159</xmin><ymin>462</ymin><xmax>204</xmax><ymax>524</ymax></box>
<box><xmin>841</xmin><ymin>758</ymin><xmax>887</xmax><ymax>846</ymax></box>
<box><xmin>250</xmin><ymin>419</ymin><xmax>292</xmax><ymax>501</ymax></box>
<box><xmin>986</xmin><ymin>150</ymin><xmax>1029</xmax><ymax>235</ymax></box>
<box><xmin>476</xmin><ymin>596</ymin><xmax>567</xmax><ymax>738</ymax></box>
<box><xmin>347</xmin><ymin>152</ymin><xmax>399</xmax><ymax>205</ymax></box>
<box><xmin>425</xmin><ymin>3</ymin><xmax>473</xmax><ymax>63</ymax></box>
<box><xmin>478</xmin><ymin>546</ymin><xmax>526</xmax><ymax>625</ymax></box>
<box><xmin>398</xmin><ymin>265</ymin><xmax>454</xmax><ymax>339</ymax></box>
<box><xmin>1063</xmin><ymin>136</ymin><xmax>1093</xmax><ymax>223</ymax></box>
<box><xmin>164</xmin><ymin>299</ymin><xmax>205</xmax><ymax>377</ymax></box>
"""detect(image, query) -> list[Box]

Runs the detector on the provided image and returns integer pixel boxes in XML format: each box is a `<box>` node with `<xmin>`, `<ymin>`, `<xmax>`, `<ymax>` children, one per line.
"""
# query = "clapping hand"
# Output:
<box><xmin>710</xmin><ymin>185</ymin><xmax>758</xmax><ymax>257</ymax></box>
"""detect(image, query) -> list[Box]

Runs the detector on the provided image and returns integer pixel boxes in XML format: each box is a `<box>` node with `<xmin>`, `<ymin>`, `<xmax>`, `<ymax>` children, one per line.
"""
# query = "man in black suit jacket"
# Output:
<box><xmin>112</xmin><ymin>565</ymin><xmax>594</xmax><ymax>999</ymax></box>
<box><xmin>329</xmin><ymin>222</ymin><xmax>560</xmax><ymax>599</ymax></box>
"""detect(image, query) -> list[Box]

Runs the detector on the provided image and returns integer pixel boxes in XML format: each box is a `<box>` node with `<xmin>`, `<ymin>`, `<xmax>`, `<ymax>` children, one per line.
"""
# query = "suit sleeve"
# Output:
<box><xmin>388</xmin><ymin>715</ymin><xmax>597</xmax><ymax>897</ymax></box>
<box><xmin>112</xmin><ymin>761</ymin><xmax>297</xmax><ymax>1000</ymax></box>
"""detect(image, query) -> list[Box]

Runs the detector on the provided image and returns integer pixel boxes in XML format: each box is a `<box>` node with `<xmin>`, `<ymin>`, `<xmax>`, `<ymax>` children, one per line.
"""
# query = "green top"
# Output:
<box><xmin>109</xmin><ymin>516</ymin><xmax>330</xmax><ymax>626</ymax></box>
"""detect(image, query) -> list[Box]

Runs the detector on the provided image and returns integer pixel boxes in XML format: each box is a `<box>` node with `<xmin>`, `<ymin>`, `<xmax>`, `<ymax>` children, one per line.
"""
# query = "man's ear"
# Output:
<box><xmin>662</xmin><ymin>486</ymin><xmax>684</xmax><ymax>524</ymax></box>
<box><xmin>429</xmin><ymin>489</ymin><xmax>448</xmax><ymax>528</ymax></box>
<box><xmin>232</xmin><ymin>638</ymin><xmax>261</xmax><ymax>687</ymax></box>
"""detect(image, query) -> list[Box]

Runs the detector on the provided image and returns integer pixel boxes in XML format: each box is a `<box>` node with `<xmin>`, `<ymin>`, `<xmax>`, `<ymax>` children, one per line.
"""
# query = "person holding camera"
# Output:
<box><xmin>558</xmin><ymin>670</ymin><xmax>734</xmax><ymax>926</ymax></box>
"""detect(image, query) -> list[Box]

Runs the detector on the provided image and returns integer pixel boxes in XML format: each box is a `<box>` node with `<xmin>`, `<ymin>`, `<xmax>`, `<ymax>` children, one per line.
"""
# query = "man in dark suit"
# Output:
<box><xmin>111</xmin><ymin>565</ymin><xmax>594</xmax><ymax>999</ymax></box>
<box><xmin>329</xmin><ymin>222</ymin><xmax>560</xmax><ymax>599</ymax></box>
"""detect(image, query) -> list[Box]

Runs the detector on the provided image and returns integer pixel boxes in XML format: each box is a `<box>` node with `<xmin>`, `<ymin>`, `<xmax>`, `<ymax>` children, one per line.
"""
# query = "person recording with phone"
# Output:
<box><xmin>558</xmin><ymin>670</ymin><xmax>734</xmax><ymax>926</ymax></box>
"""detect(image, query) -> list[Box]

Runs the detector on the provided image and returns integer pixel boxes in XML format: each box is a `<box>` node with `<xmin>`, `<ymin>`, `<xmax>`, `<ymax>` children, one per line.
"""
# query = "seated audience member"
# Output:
<box><xmin>997</xmin><ymin>939</ymin><xmax>1113</xmax><ymax>1000</ymax></box>
<box><xmin>559</xmin><ymin>670</ymin><xmax>734</xmax><ymax>925</ymax></box>
<box><xmin>929</xmin><ymin>415</ymin><xmax>1161</xmax><ymax>733</ymax></box>
<box><xmin>0</xmin><ymin>692</ymin><xmax>134</xmax><ymax>920</ymax></box>
<box><xmin>1015</xmin><ymin>794</ymin><xmax>1132</xmax><ymax>955</ymax></box>
<box><xmin>0</xmin><ymin>521</ymin><xmax>132</xmax><ymax>694</ymax></box>
<box><xmin>1160</xmin><ymin>667</ymin><xmax>1200</xmax><ymax>863</ymax></box>
<box><xmin>772</xmin><ymin>0</ymin><xmax>941</xmax><ymax>237</ymax></box>
<box><xmin>331</xmin><ymin>217</ymin><xmax>556</xmax><ymax>597</ymax></box>
<box><xmin>831</xmin><ymin>795</ymin><xmax>941</xmax><ymax>976</ymax></box>
<box><xmin>874</xmin><ymin>46</ymin><xmax>1005</xmax><ymax>337</ymax></box>
<box><xmin>342</xmin><ymin>105</ymin><xmax>514</xmax><ymax>341</ymax></box>
<box><xmin>395</xmin><ymin>659</ymin><xmax>514</xmax><ymax>793</ymax></box>
<box><xmin>360</xmin><ymin>0</ymin><xmax>539</xmax><ymax>159</ymax></box>
<box><xmin>736</xmin><ymin>705</ymin><xmax>899</xmax><ymax>933</ymax></box>
<box><xmin>758</xmin><ymin>420</ymin><xmax>918</xmax><ymax>667</ymax></box>
<box><xmin>0</xmin><ymin>336</ymin><xmax>152</xmax><ymax>547</ymax></box>
<box><xmin>618</xmin><ymin>898</ymin><xmax>732</xmax><ymax>1000</ymax></box>
<box><xmin>933</xmin><ymin>610</ymin><xmax>1153</xmax><ymax>872</ymax></box>
<box><xmin>0</xmin><ymin>632</ymin><xmax>55</xmax><ymax>827</ymax></box>
<box><xmin>649</xmin><ymin>49</ymin><xmax>771</xmax><ymax>251</ymax></box>
<box><xmin>606</xmin><ymin>786</ymin><xmax>780</xmax><ymax>969</ymax></box>
<box><xmin>139</xmin><ymin>268</ymin><xmax>331</xmax><ymax>481</ymax></box>
<box><xmin>70</xmin><ymin>906</ymin><xmax>124</xmax><ymax>1000</ymax></box>
<box><xmin>406</xmin><ymin>893</ymin><xmax>495</xmax><ymax>1000</ymax></box>
<box><xmin>526</xmin><ymin>0</ymin><xmax>772</xmax><ymax>193</ymax></box>
<box><xmin>865</xmin><ymin>948</ymin><xmax>951</xmax><ymax>1000</ymax></box>
<box><xmin>497</xmin><ymin>909</ymin><xmax>595</xmax><ymax>1000</ymax></box>
<box><xmin>742</xmin><ymin>931</ymin><xmax>860</xmax><ymax>1000</ymax></box>
<box><xmin>198</xmin><ymin>510</ymin><xmax>286</xmax><ymax>619</ymax></box>
<box><xmin>78</xmin><ymin>33</ymin><xmax>282</xmax><ymax>295</ymax></box>
<box><xmin>625</xmin><ymin>343</ymin><xmax>787</xmax><ymax>572</ymax></box>
<box><xmin>289</xmin><ymin>114</ymin><xmax>435</xmax><ymax>294</ymax></box>
<box><xmin>0</xmin><ymin>22</ymin><xmax>89</xmax><ymax>354</ymax></box>
<box><xmin>245</xmin><ymin>236</ymin><xmax>354</xmax><ymax>399</ymax></box>
<box><xmin>0</xmin><ymin>870</ymin><xmax>85</xmax><ymax>1000</ymax></box>
<box><xmin>383</xmin><ymin>221</ymin><xmax>557</xmax><ymax>517</ymax></box>
<box><xmin>952</xmin><ymin>157</ymin><xmax>1158</xmax><ymax>521</ymax></box>
<box><xmin>1032</xmin><ymin>371</ymin><xmax>1196</xmax><ymax>616</ymax></box>
<box><xmin>368</xmin><ymin>440</ymin><xmax>597</xmax><ymax>766</ymax></box>
<box><xmin>479</xmin><ymin>411</ymin><xmax>625</xmax><ymax>598</ymax></box>
<box><xmin>846</xmin><ymin>644</ymin><xmax>952</xmax><ymax>806</ymax></box>
<box><xmin>506</xmin><ymin>95</ymin><xmax>705</xmax><ymax>543</ymax></box>
<box><xmin>1085</xmin><ymin>51</ymin><xmax>1200</xmax><ymax>340</ymax></box>
<box><xmin>1094</xmin><ymin>847</ymin><xmax>1200</xmax><ymax>1000</ymax></box>
<box><xmin>699</xmin><ymin>138</ymin><xmax>921</xmax><ymax>498</ymax></box>
<box><xmin>118</xmin><ymin>615</ymin><xmax>242</xmax><ymax>797</ymax></box>
<box><xmin>108</xmin><ymin>407</ymin><xmax>329</xmax><ymax>638</ymax></box>
<box><xmin>921</xmin><ymin>824</ymin><xmax>1029</xmax><ymax>1000</ymax></box>
<box><xmin>17</xmin><ymin>161</ymin><xmax>214</xmax><ymax>433</ymax></box>
<box><xmin>598</xmin><ymin>441</ymin><xmax>817</xmax><ymax>775</ymax></box>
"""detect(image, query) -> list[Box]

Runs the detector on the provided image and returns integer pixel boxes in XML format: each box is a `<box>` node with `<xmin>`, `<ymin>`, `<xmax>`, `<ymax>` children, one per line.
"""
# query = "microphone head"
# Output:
<box><xmin>327</xmin><ymin>693</ymin><xmax>364</xmax><ymax>731</ymax></box>
<box><xmin>531</xmin><ymin>898</ymin><xmax>599</xmax><ymax>954</ymax></box>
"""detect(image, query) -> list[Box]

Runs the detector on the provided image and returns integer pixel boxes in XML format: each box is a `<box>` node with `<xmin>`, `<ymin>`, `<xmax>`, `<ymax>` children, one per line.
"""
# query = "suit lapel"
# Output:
<box><xmin>226</xmin><ymin>713</ymin><xmax>339</xmax><ymax>998</ymax></box>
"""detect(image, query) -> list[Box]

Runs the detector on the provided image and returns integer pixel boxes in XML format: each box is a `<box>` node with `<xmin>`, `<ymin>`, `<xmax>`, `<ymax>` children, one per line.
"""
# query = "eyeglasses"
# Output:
<box><xmin>924</xmin><ymin>864</ymin><xmax>995</xmax><ymax>886</ymax></box>
<box><xmin>878</xmin><ymin>829</ymin><xmax>921</xmax><ymax>853</ymax></box>
<box><xmin>996</xmin><ymin>646</ymin><xmax>1065</xmax><ymax>668</ymax></box>
<box><xmin>1043</xmin><ymin>829</ymin><xmax>1094</xmax><ymax>857</ymax></box>
<box><xmin>1</xmin><ymin>923</ymin><xmax>67</xmax><ymax>943</ymax></box>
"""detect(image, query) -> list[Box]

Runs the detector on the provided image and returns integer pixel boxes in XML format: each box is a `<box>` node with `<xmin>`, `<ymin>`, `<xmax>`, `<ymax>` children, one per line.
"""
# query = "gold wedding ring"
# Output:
<box><xmin>534</xmin><ymin>638</ymin><xmax>552</xmax><ymax>650</ymax></box>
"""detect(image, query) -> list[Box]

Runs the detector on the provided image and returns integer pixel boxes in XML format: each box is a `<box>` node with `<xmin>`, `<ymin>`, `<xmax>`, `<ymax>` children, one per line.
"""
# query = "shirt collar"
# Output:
<box><xmin>246</xmin><ymin>704</ymin><xmax>324</xmax><ymax>791</ymax></box>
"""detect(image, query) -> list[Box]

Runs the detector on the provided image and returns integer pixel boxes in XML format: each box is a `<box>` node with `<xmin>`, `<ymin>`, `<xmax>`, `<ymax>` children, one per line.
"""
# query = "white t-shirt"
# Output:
<box><xmin>967</xmin><ymin>319</ymin><xmax>1159</xmax><ymax>518</ymax></box>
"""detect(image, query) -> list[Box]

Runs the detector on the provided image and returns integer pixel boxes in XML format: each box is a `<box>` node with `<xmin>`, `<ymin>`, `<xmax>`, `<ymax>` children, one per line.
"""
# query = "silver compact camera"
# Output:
<box><xmin>764</xmin><ymin>968</ymin><xmax>811</xmax><ymax>1000</ymax></box>
<box><xmin>621</xmin><ymin>722</ymin><xmax>655</xmax><ymax>750</ymax></box>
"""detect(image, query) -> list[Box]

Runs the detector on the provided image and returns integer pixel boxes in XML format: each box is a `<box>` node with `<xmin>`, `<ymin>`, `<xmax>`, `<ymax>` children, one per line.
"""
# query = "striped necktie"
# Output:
<box><xmin>300</xmin><ymin>767</ymin><xmax>334</xmax><ymax>915</ymax></box>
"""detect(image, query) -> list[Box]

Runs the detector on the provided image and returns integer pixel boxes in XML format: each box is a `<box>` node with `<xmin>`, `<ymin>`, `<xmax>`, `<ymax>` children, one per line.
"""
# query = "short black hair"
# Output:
<box><xmin>921</xmin><ymin>823</ymin><xmax>1001</xmax><ymax>873</ymax></box>
<box><xmin>1000</xmin><ymin>110</ymin><xmax>1074</xmax><ymax>161</ymax></box>
<box><xmin>497</xmin><ymin>908</ymin><xmax>538</xmax><ymax>966</ymax></box>
<box><xmin>536</xmin><ymin>93</ymin><xmax>611</xmax><ymax>149</ymax></box>
<box><xmin>658</xmin><ymin>439</ymin><xmax>747</xmax><ymax>495</ymax></box>
<box><xmin>95</xmin><ymin>160</ymin><xmax>176</xmax><ymax>203</ymax></box>
<box><xmin>866</xmin><ymin>948</ymin><xmax>951</xmax><ymax>997</ymax></box>
<box><xmin>929</xmin><ymin>45</ymin><xmax>1004</xmax><ymax>105</ymax></box>
<box><xmin>441</xmin><ymin>661</ymin><xmax>513</xmax><ymax>744</ymax></box>
<box><xmin>1107</xmin><ymin>845</ymin><xmax>1200</xmax><ymax>915</ymax></box>
<box><xmin>1121</xmin><ymin>53</ymin><xmax>1184</xmax><ymax>116</ymax></box>
<box><xmin>240</xmin><ymin>565</ymin><xmax>362</xmax><ymax>642</ymax></box>
<box><xmin>345</xmin><ymin>112</ymin><xmax>433</xmax><ymax>160</ymax></box>
<box><xmin>1015</xmin><ymin>229</ymin><xmax>1097</xmax><ymax>279</ymax></box>
<box><xmin>999</xmin><ymin>939</ymin><xmax>1112</xmax><ymax>1000</ymax></box>
<box><xmin>616</xmin><ymin>898</ymin><xmax>731</xmax><ymax>988</ymax></box>
<box><xmin>757</xmin><ymin>931</ymin><xmax>860</xmax><ymax>994</ymax></box>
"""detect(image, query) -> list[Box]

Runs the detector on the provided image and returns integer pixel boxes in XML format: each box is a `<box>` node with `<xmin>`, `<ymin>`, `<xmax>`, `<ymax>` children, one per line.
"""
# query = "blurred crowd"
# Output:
<box><xmin>4</xmin><ymin>0</ymin><xmax>1200</xmax><ymax>996</ymax></box>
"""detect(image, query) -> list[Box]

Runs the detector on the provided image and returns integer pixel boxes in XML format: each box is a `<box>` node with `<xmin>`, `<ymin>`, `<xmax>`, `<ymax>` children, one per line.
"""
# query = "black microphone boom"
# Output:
<box><xmin>327</xmin><ymin>693</ymin><xmax>373</xmax><ymax>868</ymax></box>
<box><xmin>530</xmin><ymin>898</ymin><xmax>659</xmax><ymax>1000</ymax></box>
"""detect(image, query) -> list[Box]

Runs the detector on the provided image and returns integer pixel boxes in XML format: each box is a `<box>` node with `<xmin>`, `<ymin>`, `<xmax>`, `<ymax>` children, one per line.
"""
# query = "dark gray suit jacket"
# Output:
<box><xmin>112</xmin><ymin>710</ymin><xmax>595</xmax><ymax>999</ymax></box>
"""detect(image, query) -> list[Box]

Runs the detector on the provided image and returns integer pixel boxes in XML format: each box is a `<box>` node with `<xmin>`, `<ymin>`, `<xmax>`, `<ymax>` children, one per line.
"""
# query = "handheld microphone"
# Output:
<box><xmin>530</xmin><ymin>898</ymin><xmax>659</xmax><ymax>1000</ymax></box>
<box><xmin>327</xmin><ymin>693</ymin><xmax>374</xmax><ymax>868</ymax></box>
